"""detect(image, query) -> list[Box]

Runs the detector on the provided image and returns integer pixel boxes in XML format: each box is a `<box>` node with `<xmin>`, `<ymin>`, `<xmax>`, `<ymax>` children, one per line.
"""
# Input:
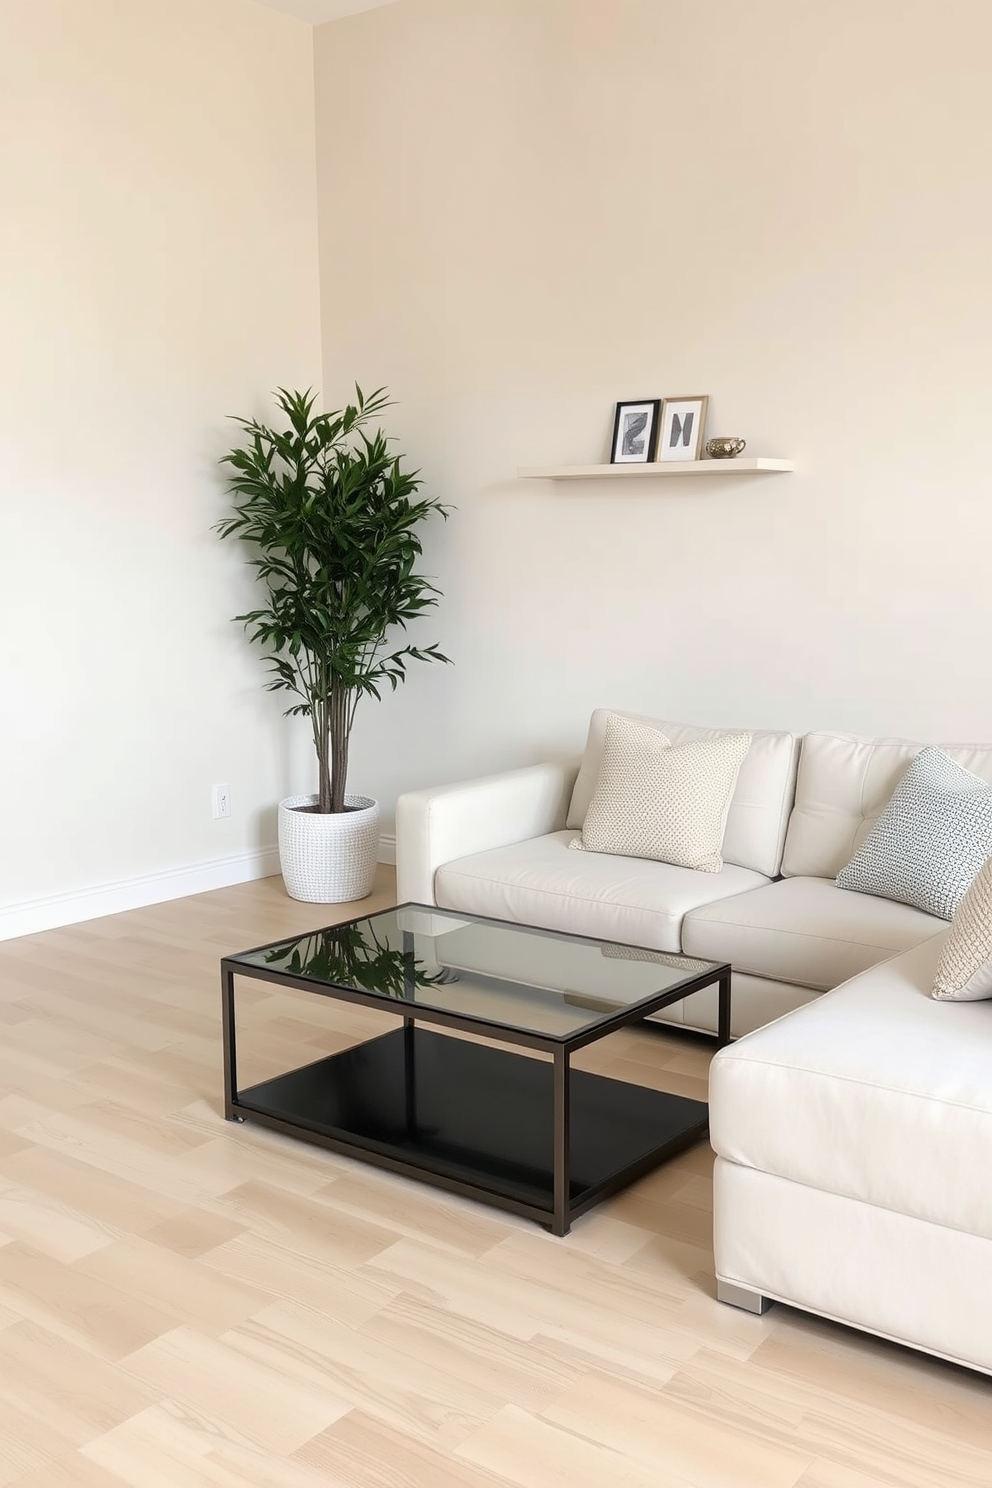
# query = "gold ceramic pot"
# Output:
<box><xmin>705</xmin><ymin>437</ymin><xmax>747</xmax><ymax>459</ymax></box>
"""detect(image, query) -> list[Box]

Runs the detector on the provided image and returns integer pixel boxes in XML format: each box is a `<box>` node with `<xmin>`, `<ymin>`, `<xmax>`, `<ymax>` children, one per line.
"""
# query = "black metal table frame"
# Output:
<box><xmin>222</xmin><ymin>904</ymin><xmax>732</xmax><ymax>1236</ymax></box>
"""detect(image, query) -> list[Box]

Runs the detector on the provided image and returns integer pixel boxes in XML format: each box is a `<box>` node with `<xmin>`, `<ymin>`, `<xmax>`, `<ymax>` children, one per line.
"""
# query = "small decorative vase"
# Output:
<box><xmin>277</xmin><ymin>793</ymin><xmax>380</xmax><ymax>903</ymax></box>
<box><xmin>705</xmin><ymin>437</ymin><xmax>747</xmax><ymax>459</ymax></box>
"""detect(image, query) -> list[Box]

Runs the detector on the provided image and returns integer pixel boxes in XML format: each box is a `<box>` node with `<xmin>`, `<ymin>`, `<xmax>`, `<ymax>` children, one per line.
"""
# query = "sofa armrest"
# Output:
<box><xmin>395</xmin><ymin>759</ymin><xmax>579</xmax><ymax>905</ymax></box>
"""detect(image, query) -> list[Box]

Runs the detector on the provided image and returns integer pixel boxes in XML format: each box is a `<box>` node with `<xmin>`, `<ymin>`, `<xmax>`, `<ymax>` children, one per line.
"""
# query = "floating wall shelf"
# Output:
<box><xmin>517</xmin><ymin>458</ymin><xmax>794</xmax><ymax>480</ymax></box>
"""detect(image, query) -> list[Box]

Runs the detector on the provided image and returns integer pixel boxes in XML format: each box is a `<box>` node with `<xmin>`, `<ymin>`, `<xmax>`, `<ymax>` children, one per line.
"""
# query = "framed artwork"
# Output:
<box><xmin>657</xmin><ymin>395</ymin><xmax>709</xmax><ymax>462</ymax></box>
<box><xmin>610</xmin><ymin>399</ymin><xmax>660</xmax><ymax>464</ymax></box>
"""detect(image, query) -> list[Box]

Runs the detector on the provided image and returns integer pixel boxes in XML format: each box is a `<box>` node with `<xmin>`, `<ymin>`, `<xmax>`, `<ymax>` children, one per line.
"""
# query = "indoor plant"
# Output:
<box><xmin>217</xmin><ymin>385</ymin><xmax>449</xmax><ymax>902</ymax></box>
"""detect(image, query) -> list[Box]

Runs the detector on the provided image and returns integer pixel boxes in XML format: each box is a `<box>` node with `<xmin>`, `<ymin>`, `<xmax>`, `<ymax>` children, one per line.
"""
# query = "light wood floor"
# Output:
<box><xmin>0</xmin><ymin>871</ymin><xmax>990</xmax><ymax>1486</ymax></box>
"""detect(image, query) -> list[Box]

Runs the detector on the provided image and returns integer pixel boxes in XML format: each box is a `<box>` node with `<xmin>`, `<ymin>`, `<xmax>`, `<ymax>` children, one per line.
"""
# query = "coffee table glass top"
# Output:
<box><xmin>229</xmin><ymin>904</ymin><xmax>724</xmax><ymax>1042</ymax></box>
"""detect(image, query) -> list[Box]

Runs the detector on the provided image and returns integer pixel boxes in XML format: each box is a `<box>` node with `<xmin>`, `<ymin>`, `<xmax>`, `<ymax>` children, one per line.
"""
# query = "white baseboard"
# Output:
<box><xmin>1</xmin><ymin>838</ymin><xmax>400</xmax><ymax>943</ymax></box>
<box><xmin>378</xmin><ymin>831</ymin><xmax>396</xmax><ymax>865</ymax></box>
<box><xmin>0</xmin><ymin>847</ymin><xmax>282</xmax><ymax>943</ymax></box>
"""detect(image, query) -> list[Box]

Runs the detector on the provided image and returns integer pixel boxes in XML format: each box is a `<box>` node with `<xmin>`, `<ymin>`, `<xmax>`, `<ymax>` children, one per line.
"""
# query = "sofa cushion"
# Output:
<box><xmin>836</xmin><ymin>748</ymin><xmax>992</xmax><ymax>920</ymax></box>
<box><xmin>933</xmin><ymin>856</ymin><xmax>992</xmax><ymax>1001</ymax></box>
<box><xmin>681</xmin><ymin>875</ymin><xmax>943</xmax><ymax>991</ymax></box>
<box><xmin>566</xmin><ymin>709</ymin><xmax>798</xmax><ymax>878</ymax></box>
<box><xmin>781</xmin><ymin>730</ymin><xmax>992</xmax><ymax>881</ymax></box>
<box><xmin>433</xmin><ymin>830</ymin><xmax>769</xmax><ymax>954</ymax></box>
<box><xmin>571</xmin><ymin>714</ymin><xmax>751</xmax><ymax>871</ymax></box>
<box><xmin>709</xmin><ymin>935</ymin><xmax>992</xmax><ymax>1241</ymax></box>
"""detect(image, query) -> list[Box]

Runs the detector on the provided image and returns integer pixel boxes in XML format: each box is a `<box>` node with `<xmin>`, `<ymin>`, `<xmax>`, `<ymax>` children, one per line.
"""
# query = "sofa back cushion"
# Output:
<box><xmin>782</xmin><ymin>731</ymin><xmax>992</xmax><ymax>880</ymax></box>
<box><xmin>566</xmin><ymin>709</ymin><xmax>799</xmax><ymax>878</ymax></box>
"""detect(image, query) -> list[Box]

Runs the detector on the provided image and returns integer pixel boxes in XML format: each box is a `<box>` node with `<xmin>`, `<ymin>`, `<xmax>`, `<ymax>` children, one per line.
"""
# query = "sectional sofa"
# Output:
<box><xmin>396</xmin><ymin>710</ymin><xmax>992</xmax><ymax>1375</ymax></box>
<box><xmin>396</xmin><ymin>710</ymin><xmax>978</xmax><ymax>1036</ymax></box>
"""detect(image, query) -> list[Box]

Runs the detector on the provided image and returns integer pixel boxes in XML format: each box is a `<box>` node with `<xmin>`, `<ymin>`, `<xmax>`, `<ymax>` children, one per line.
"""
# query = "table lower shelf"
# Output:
<box><xmin>233</xmin><ymin>1027</ymin><xmax>707</xmax><ymax>1230</ymax></box>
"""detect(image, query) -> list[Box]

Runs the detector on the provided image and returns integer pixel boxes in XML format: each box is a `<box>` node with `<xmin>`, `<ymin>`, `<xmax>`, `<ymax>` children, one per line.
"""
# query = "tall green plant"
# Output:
<box><xmin>217</xmin><ymin>386</ymin><xmax>449</xmax><ymax>814</ymax></box>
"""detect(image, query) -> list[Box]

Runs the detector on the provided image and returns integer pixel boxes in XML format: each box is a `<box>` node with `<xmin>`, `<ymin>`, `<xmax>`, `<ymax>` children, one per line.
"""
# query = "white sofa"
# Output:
<box><xmin>396</xmin><ymin>712</ymin><xmax>990</xmax><ymax>1037</ymax></box>
<box><xmin>397</xmin><ymin>711</ymin><xmax>992</xmax><ymax>1374</ymax></box>
<box><xmin>709</xmin><ymin>934</ymin><xmax>992</xmax><ymax>1376</ymax></box>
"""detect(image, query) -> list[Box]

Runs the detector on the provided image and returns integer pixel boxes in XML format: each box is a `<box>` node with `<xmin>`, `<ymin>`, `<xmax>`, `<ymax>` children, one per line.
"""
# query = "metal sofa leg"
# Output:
<box><xmin>717</xmin><ymin>1279</ymin><xmax>773</xmax><ymax>1315</ymax></box>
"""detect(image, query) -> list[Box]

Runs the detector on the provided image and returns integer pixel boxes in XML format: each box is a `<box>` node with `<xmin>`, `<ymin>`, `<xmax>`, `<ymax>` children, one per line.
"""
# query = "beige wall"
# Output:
<box><xmin>314</xmin><ymin>0</ymin><xmax>992</xmax><ymax>829</ymax></box>
<box><xmin>0</xmin><ymin>0</ymin><xmax>322</xmax><ymax>934</ymax></box>
<box><xmin>5</xmin><ymin>0</ymin><xmax>991</xmax><ymax>934</ymax></box>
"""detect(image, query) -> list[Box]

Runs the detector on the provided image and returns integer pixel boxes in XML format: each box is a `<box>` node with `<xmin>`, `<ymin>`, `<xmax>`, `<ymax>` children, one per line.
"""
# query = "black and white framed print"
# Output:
<box><xmin>658</xmin><ymin>395</ymin><xmax>709</xmax><ymax>462</ymax></box>
<box><xmin>610</xmin><ymin>399</ymin><xmax>660</xmax><ymax>464</ymax></box>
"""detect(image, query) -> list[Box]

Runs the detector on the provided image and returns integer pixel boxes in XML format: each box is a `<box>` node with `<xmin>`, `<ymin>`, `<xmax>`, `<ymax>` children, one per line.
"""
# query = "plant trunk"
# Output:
<box><xmin>329</xmin><ymin>685</ymin><xmax>351</xmax><ymax>813</ymax></box>
<box><xmin>316</xmin><ymin>690</ymin><xmax>332</xmax><ymax>813</ymax></box>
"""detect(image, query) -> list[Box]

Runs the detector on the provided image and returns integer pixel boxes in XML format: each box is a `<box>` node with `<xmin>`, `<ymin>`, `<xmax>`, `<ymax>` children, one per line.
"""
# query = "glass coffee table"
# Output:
<box><xmin>222</xmin><ymin>904</ymin><xmax>731</xmax><ymax>1235</ymax></box>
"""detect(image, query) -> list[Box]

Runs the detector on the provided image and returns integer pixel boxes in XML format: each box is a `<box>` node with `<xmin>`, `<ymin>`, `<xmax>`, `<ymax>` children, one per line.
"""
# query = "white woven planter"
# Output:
<box><xmin>277</xmin><ymin>793</ymin><xmax>380</xmax><ymax>904</ymax></box>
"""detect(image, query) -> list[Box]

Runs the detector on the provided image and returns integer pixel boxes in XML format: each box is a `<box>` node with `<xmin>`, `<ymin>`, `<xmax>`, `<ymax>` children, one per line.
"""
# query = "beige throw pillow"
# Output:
<box><xmin>569</xmin><ymin>714</ymin><xmax>751</xmax><ymax>872</ymax></box>
<box><xmin>932</xmin><ymin>856</ymin><xmax>992</xmax><ymax>1000</ymax></box>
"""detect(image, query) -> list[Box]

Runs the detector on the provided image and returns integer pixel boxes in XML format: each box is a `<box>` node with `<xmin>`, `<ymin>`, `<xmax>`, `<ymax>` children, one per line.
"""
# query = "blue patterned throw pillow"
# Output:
<box><xmin>836</xmin><ymin>747</ymin><xmax>992</xmax><ymax>920</ymax></box>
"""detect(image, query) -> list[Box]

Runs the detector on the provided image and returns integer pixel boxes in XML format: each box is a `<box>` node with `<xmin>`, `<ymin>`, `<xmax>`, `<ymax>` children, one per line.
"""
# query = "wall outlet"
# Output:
<box><xmin>212</xmin><ymin>783</ymin><xmax>230</xmax><ymax>819</ymax></box>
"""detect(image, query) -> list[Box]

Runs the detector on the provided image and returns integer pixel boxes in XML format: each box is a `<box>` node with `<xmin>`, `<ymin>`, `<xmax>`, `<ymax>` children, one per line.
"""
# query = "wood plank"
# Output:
<box><xmin>0</xmin><ymin>871</ymin><xmax>987</xmax><ymax>1487</ymax></box>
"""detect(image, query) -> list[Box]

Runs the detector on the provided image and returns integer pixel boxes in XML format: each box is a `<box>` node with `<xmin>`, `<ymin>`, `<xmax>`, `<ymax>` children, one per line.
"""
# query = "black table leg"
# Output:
<box><xmin>716</xmin><ymin>969</ymin><xmax>732</xmax><ymax>1048</ymax></box>
<box><xmin>404</xmin><ymin>1017</ymin><xmax>418</xmax><ymax>1134</ymax></box>
<box><xmin>552</xmin><ymin>1046</ymin><xmax>571</xmax><ymax>1235</ymax></box>
<box><xmin>222</xmin><ymin>964</ymin><xmax>241</xmax><ymax>1119</ymax></box>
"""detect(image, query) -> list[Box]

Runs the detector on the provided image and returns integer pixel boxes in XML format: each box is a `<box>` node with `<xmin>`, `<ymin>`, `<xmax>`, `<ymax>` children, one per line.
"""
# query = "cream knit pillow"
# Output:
<box><xmin>932</xmin><ymin>856</ymin><xmax>992</xmax><ymax>1000</ymax></box>
<box><xmin>569</xmin><ymin>713</ymin><xmax>751</xmax><ymax>872</ymax></box>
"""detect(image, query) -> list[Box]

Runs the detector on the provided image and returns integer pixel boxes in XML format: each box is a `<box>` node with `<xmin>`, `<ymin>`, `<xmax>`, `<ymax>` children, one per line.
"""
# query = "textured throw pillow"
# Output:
<box><xmin>932</xmin><ymin>857</ymin><xmax>992</xmax><ymax>1000</ymax></box>
<box><xmin>836</xmin><ymin>747</ymin><xmax>992</xmax><ymax>920</ymax></box>
<box><xmin>569</xmin><ymin>714</ymin><xmax>751</xmax><ymax>872</ymax></box>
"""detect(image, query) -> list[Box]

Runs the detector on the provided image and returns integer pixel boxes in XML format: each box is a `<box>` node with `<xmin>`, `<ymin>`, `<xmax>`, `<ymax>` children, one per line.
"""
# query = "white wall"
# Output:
<box><xmin>314</xmin><ymin>0</ymin><xmax>992</xmax><ymax>830</ymax></box>
<box><xmin>0</xmin><ymin>0</ymin><xmax>322</xmax><ymax>936</ymax></box>
<box><xmin>6</xmin><ymin>0</ymin><xmax>992</xmax><ymax>938</ymax></box>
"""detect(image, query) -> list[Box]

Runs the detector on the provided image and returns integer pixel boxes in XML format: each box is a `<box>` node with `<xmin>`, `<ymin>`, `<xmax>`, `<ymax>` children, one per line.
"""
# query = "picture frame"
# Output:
<box><xmin>657</xmin><ymin>395</ymin><xmax>709</xmax><ymax>462</ymax></box>
<box><xmin>610</xmin><ymin>399</ymin><xmax>660</xmax><ymax>464</ymax></box>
